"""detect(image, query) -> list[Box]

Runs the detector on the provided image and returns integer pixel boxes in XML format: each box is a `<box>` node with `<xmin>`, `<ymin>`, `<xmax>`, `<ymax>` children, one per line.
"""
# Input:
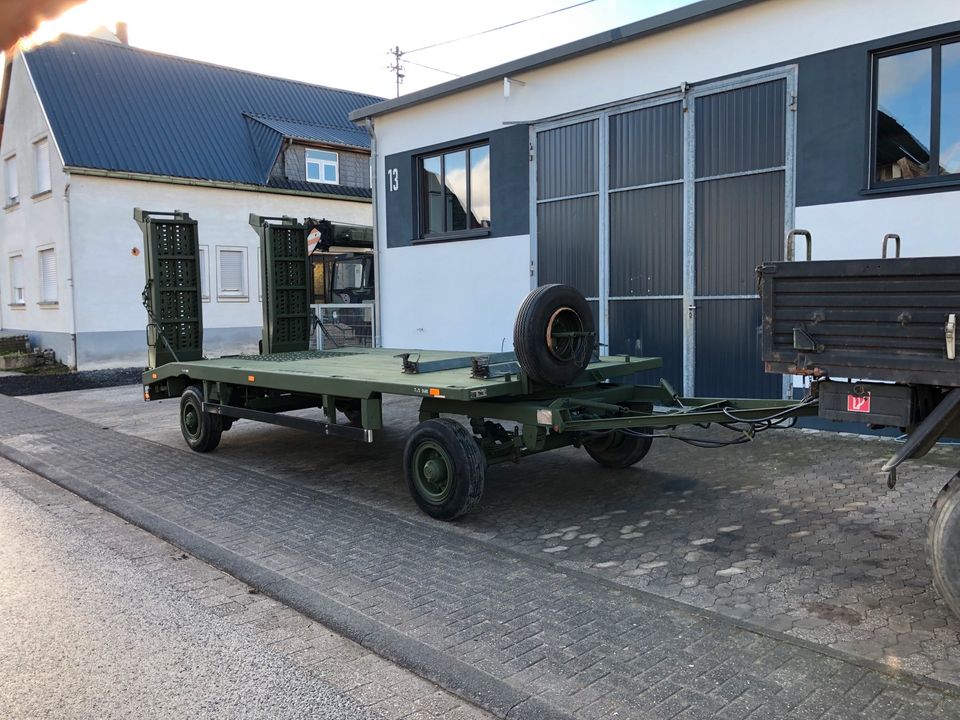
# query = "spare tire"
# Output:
<box><xmin>513</xmin><ymin>284</ymin><xmax>595</xmax><ymax>386</ymax></box>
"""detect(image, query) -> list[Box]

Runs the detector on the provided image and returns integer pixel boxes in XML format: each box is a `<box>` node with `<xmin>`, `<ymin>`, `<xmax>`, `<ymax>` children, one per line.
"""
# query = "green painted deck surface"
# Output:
<box><xmin>145</xmin><ymin>348</ymin><xmax>662</xmax><ymax>402</ymax></box>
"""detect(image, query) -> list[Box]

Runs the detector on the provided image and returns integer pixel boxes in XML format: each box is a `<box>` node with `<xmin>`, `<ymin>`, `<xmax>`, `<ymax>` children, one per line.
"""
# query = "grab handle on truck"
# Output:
<box><xmin>882</xmin><ymin>233</ymin><xmax>901</xmax><ymax>259</ymax></box>
<box><xmin>785</xmin><ymin>229</ymin><xmax>812</xmax><ymax>262</ymax></box>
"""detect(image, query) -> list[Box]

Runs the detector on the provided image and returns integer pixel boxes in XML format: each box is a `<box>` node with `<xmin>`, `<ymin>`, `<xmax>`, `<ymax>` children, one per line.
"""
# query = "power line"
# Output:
<box><xmin>403</xmin><ymin>59</ymin><xmax>461</xmax><ymax>78</ymax></box>
<box><xmin>404</xmin><ymin>0</ymin><xmax>598</xmax><ymax>55</ymax></box>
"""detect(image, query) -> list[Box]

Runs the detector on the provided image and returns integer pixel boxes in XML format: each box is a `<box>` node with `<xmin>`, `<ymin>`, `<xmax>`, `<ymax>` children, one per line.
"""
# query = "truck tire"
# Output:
<box><xmin>928</xmin><ymin>472</ymin><xmax>960</xmax><ymax>620</ymax></box>
<box><xmin>513</xmin><ymin>284</ymin><xmax>595</xmax><ymax>387</ymax></box>
<box><xmin>179</xmin><ymin>386</ymin><xmax>222</xmax><ymax>452</ymax></box>
<box><xmin>404</xmin><ymin>418</ymin><xmax>485</xmax><ymax>520</ymax></box>
<box><xmin>584</xmin><ymin>431</ymin><xmax>653</xmax><ymax>468</ymax></box>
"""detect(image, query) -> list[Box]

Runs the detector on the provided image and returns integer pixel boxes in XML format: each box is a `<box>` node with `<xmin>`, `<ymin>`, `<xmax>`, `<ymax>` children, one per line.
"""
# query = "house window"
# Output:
<box><xmin>419</xmin><ymin>143</ymin><xmax>490</xmax><ymax>238</ymax></box>
<box><xmin>217</xmin><ymin>247</ymin><xmax>247</xmax><ymax>300</ymax></box>
<box><xmin>198</xmin><ymin>245</ymin><xmax>210</xmax><ymax>301</ymax></box>
<box><xmin>4</xmin><ymin>155</ymin><xmax>18</xmax><ymax>206</ymax></box>
<box><xmin>9</xmin><ymin>254</ymin><xmax>24</xmax><ymax>305</ymax></box>
<box><xmin>34</xmin><ymin>138</ymin><xmax>51</xmax><ymax>195</ymax></box>
<box><xmin>873</xmin><ymin>37</ymin><xmax>960</xmax><ymax>184</ymax></box>
<box><xmin>306</xmin><ymin>149</ymin><xmax>339</xmax><ymax>184</ymax></box>
<box><xmin>38</xmin><ymin>247</ymin><xmax>57</xmax><ymax>303</ymax></box>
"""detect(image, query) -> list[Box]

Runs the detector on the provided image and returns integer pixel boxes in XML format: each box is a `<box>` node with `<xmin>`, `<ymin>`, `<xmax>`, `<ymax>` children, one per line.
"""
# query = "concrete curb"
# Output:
<box><xmin>0</xmin><ymin>443</ymin><xmax>575</xmax><ymax>720</ymax></box>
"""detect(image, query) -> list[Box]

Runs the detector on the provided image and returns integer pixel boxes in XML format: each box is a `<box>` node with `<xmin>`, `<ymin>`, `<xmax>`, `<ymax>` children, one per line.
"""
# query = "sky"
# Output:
<box><xmin>13</xmin><ymin>0</ymin><xmax>696</xmax><ymax>99</ymax></box>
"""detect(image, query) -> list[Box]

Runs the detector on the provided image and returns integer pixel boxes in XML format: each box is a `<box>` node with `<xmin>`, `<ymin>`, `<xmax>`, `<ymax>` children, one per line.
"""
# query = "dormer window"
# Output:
<box><xmin>306</xmin><ymin>149</ymin><xmax>339</xmax><ymax>184</ymax></box>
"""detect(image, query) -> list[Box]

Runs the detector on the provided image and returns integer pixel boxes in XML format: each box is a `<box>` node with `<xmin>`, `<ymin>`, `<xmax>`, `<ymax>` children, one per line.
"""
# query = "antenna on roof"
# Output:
<box><xmin>388</xmin><ymin>46</ymin><xmax>405</xmax><ymax>98</ymax></box>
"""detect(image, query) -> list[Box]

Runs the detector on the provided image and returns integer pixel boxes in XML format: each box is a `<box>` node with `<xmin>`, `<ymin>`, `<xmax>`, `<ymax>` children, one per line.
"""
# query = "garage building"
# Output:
<box><xmin>351</xmin><ymin>0</ymin><xmax>959</xmax><ymax>398</ymax></box>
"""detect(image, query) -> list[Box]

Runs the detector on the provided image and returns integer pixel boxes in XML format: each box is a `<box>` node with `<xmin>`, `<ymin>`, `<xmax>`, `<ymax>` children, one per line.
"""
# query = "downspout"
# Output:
<box><xmin>365</xmin><ymin>118</ymin><xmax>382</xmax><ymax>348</ymax></box>
<box><xmin>62</xmin><ymin>178</ymin><xmax>79</xmax><ymax>368</ymax></box>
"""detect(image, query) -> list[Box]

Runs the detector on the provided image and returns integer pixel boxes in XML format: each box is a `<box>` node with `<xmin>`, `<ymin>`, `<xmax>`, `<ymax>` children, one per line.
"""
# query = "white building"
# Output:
<box><xmin>0</xmin><ymin>32</ymin><xmax>380</xmax><ymax>369</ymax></box>
<box><xmin>352</xmin><ymin>0</ymin><xmax>959</xmax><ymax>399</ymax></box>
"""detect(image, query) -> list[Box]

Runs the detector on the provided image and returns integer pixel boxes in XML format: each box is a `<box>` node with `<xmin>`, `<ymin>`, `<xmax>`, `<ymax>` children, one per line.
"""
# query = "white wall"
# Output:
<box><xmin>68</xmin><ymin>174</ymin><xmax>371</xmax><ymax>367</ymax></box>
<box><xmin>371</xmin><ymin>0</ymin><xmax>958</xmax><ymax>351</ymax></box>
<box><xmin>0</xmin><ymin>53</ymin><xmax>75</xmax><ymax>364</ymax></box>
<box><xmin>379</xmin><ymin>234</ymin><xmax>530</xmax><ymax>351</ymax></box>
<box><xmin>796</xmin><ymin>194</ymin><xmax>960</xmax><ymax>261</ymax></box>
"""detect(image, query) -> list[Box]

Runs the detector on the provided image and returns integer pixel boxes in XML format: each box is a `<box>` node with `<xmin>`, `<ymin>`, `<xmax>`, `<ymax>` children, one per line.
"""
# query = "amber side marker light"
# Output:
<box><xmin>429</xmin><ymin>388</ymin><xmax>441</xmax><ymax>396</ymax></box>
<box><xmin>151</xmin><ymin>372</ymin><xmax>158</xmax><ymax>379</ymax></box>
<box><xmin>248</xmin><ymin>375</ymin><xmax>256</xmax><ymax>382</ymax></box>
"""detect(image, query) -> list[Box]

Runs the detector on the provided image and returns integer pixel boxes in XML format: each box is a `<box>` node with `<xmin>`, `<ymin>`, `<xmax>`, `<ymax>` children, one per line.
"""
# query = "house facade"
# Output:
<box><xmin>352</xmin><ymin>0</ymin><xmax>959</xmax><ymax>399</ymax></box>
<box><xmin>0</xmin><ymin>33</ymin><xmax>380</xmax><ymax>369</ymax></box>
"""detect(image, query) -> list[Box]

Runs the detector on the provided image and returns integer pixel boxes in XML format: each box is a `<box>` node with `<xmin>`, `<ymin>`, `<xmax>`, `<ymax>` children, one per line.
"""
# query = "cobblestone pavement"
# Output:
<box><xmin>4</xmin><ymin>391</ymin><xmax>960</xmax><ymax>719</ymax></box>
<box><xmin>27</xmin><ymin>385</ymin><xmax>960</xmax><ymax>686</ymax></box>
<box><xmin>0</xmin><ymin>456</ymin><xmax>493</xmax><ymax>720</ymax></box>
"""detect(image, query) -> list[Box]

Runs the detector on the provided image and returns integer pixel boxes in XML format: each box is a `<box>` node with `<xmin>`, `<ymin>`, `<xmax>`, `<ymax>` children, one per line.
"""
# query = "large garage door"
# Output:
<box><xmin>534</xmin><ymin>68</ymin><xmax>795</xmax><ymax>398</ymax></box>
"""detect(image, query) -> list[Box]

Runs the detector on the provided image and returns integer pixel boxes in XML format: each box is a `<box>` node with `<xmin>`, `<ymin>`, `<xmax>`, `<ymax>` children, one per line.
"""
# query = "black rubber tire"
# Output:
<box><xmin>927</xmin><ymin>472</ymin><xmax>960</xmax><ymax>621</ymax></box>
<box><xmin>584</xmin><ymin>432</ymin><xmax>653</xmax><ymax>468</ymax></box>
<box><xmin>403</xmin><ymin>418</ymin><xmax>486</xmax><ymax>521</ymax></box>
<box><xmin>513</xmin><ymin>284</ymin><xmax>595</xmax><ymax>387</ymax></box>
<box><xmin>179</xmin><ymin>386</ymin><xmax>222</xmax><ymax>453</ymax></box>
<box><xmin>336</xmin><ymin>399</ymin><xmax>363</xmax><ymax>428</ymax></box>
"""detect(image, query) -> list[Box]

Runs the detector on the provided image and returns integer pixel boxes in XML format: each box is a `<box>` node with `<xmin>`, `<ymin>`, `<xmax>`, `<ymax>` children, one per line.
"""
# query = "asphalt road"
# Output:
<box><xmin>0</xmin><ymin>460</ymin><xmax>383</xmax><ymax>720</ymax></box>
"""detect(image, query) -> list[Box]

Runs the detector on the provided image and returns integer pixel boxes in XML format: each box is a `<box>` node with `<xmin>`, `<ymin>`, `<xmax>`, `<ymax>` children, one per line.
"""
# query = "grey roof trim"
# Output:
<box><xmin>65</xmin><ymin>166</ymin><xmax>372</xmax><ymax>203</ymax></box>
<box><xmin>349</xmin><ymin>0</ymin><xmax>763</xmax><ymax>121</ymax></box>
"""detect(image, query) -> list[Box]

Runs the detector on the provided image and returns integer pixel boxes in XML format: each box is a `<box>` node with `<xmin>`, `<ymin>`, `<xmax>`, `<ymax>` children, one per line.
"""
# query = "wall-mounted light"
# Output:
<box><xmin>503</xmin><ymin>76</ymin><xmax>527</xmax><ymax>98</ymax></box>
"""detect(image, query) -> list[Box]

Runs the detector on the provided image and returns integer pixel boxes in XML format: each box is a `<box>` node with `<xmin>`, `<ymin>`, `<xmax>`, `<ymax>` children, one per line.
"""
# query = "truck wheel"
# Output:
<box><xmin>514</xmin><ymin>284</ymin><xmax>595</xmax><ymax>387</ymax></box>
<box><xmin>404</xmin><ymin>418</ymin><xmax>485</xmax><ymax>520</ymax></box>
<box><xmin>180</xmin><ymin>386</ymin><xmax>222</xmax><ymax>452</ymax></box>
<box><xmin>584</xmin><ymin>431</ymin><xmax>652</xmax><ymax>468</ymax></box>
<box><xmin>928</xmin><ymin>473</ymin><xmax>960</xmax><ymax>619</ymax></box>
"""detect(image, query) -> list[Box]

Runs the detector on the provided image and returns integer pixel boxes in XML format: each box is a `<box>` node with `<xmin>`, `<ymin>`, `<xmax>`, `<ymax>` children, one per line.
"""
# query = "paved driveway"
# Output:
<box><xmin>6</xmin><ymin>385</ymin><xmax>960</xmax><ymax>719</ymax></box>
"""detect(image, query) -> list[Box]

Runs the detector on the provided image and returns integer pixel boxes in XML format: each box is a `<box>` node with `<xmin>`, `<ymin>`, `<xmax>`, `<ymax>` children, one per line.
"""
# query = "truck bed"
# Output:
<box><xmin>759</xmin><ymin>256</ymin><xmax>960</xmax><ymax>387</ymax></box>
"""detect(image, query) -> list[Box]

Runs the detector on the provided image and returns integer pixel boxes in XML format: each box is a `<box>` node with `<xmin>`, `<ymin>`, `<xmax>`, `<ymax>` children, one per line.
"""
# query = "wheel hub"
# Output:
<box><xmin>413</xmin><ymin>442</ymin><xmax>452</xmax><ymax>502</ymax></box>
<box><xmin>183</xmin><ymin>406</ymin><xmax>199</xmax><ymax>435</ymax></box>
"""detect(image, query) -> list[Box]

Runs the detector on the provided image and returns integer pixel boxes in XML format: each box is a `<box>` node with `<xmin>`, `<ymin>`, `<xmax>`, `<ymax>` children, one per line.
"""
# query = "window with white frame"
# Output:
<box><xmin>217</xmin><ymin>247</ymin><xmax>247</xmax><ymax>299</ymax></box>
<box><xmin>4</xmin><ymin>155</ymin><xmax>18</xmax><ymax>206</ymax></box>
<box><xmin>34</xmin><ymin>138</ymin><xmax>51</xmax><ymax>195</ymax></box>
<box><xmin>38</xmin><ymin>247</ymin><xmax>57</xmax><ymax>303</ymax></box>
<box><xmin>198</xmin><ymin>245</ymin><xmax>210</xmax><ymax>301</ymax></box>
<box><xmin>305</xmin><ymin>149</ymin><xmax>339</xmax><ymax>184</ymax></box>
<box><xmin>9</xmin><ymin>254</ymin><xmax>24</xmax><ymax>305</ymax></box>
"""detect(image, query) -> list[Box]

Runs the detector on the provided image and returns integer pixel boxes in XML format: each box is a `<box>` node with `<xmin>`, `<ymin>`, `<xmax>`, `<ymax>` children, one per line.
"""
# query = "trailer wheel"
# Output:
<box><xmin>927</xmin><ymin>473</ymin><xmax>960</xmax><ymax>620</ymax></box>
<box><xmin>179</xmin><ymin>386</ymin><xmax>222</xmax><ymax>452</ymax></box>
<box><xmin>404</xmin><ymin>418</ymin><xmax>485</xmax><ymax>520</ymax></box>
<box><xmin>584</xmin><ymin>431</ymin><xmax>652</xmax><ymax>468</ymax></box>
<box><xmin>514</xmin><ymin>284</ymin><xmax>595</xmax><ymax>386</ymax></box>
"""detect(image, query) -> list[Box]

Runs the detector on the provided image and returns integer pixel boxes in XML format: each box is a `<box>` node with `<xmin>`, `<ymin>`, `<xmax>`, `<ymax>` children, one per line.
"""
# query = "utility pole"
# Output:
<box><xmin>388</xmin><ymin>46</ymin><xmax>405</xmax><ymax>98</ymax></box>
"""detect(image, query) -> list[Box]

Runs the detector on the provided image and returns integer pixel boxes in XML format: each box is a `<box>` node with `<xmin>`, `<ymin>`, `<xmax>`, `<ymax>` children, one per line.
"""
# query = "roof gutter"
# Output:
<box><xmin>349</xmin><ymin>0</ymin><xmax>763</xmax><ymax>121</ymax></box>
<box><xmin>63</xmin><ymin>166</ymin><xmax>372</xmax><ymax>203</ymax></box>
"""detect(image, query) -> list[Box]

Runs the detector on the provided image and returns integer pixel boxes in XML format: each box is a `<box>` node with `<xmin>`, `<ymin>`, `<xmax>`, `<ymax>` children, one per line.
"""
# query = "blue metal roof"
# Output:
<box><xmin>25</xmin><ymin>35</ymin><xmax>382</xmax><ymax>186</ymax></box>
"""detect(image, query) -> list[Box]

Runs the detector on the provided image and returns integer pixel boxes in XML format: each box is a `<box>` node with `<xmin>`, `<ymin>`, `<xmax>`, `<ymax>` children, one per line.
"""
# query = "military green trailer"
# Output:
<box><xmin>137</xmin><ymin>209</ymin><xmax>817</xmax><ymax>521</ymax></box>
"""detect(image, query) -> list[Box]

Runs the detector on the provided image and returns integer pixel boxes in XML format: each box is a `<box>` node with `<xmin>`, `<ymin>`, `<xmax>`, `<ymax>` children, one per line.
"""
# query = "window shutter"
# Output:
<box><xmin>10</xmin><ymin>255</ymin><xmax>24</xmax><ymax>303</ymax></box>
<box><xmin>34</xmin><ymin>140</ymin><xmax>51</xmax><ymax>194</ymax></box>
<box><xmin>219</xmin><ymin>249</ymin><xmax>245</xmax><ymax>294</ymax></box>
<box><xmin>4</xmin><ymin>156</ymin><xmax>17</xmax><ymax>203</ymax></box>
<box><xmin>39</xmin><ymin>248</ymin><xmax>57</xmax><ymax>302</ymax></box>
<box><xmin>199</xmin><ymin>247</ymin><xmax>209</xmax><ymax>299</ymax></box>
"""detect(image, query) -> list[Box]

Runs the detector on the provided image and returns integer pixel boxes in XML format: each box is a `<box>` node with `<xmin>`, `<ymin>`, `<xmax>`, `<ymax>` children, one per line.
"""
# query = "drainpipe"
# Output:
<box><xmin>365</xmin><ymin>117</ymin><xmax>382</xmax><ymax>348</ymax></box>
<box><xmin>62</xmin><ymin>178</ymin><xmax>79</xmax><ymax>368</ymax></box>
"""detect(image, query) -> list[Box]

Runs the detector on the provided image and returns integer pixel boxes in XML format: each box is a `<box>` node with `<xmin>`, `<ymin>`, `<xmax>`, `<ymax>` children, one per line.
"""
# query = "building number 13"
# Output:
<box><xmin>387</xmin><ymin>168</ymin><xmax>399</xmax><ymax>192</ymax></box>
